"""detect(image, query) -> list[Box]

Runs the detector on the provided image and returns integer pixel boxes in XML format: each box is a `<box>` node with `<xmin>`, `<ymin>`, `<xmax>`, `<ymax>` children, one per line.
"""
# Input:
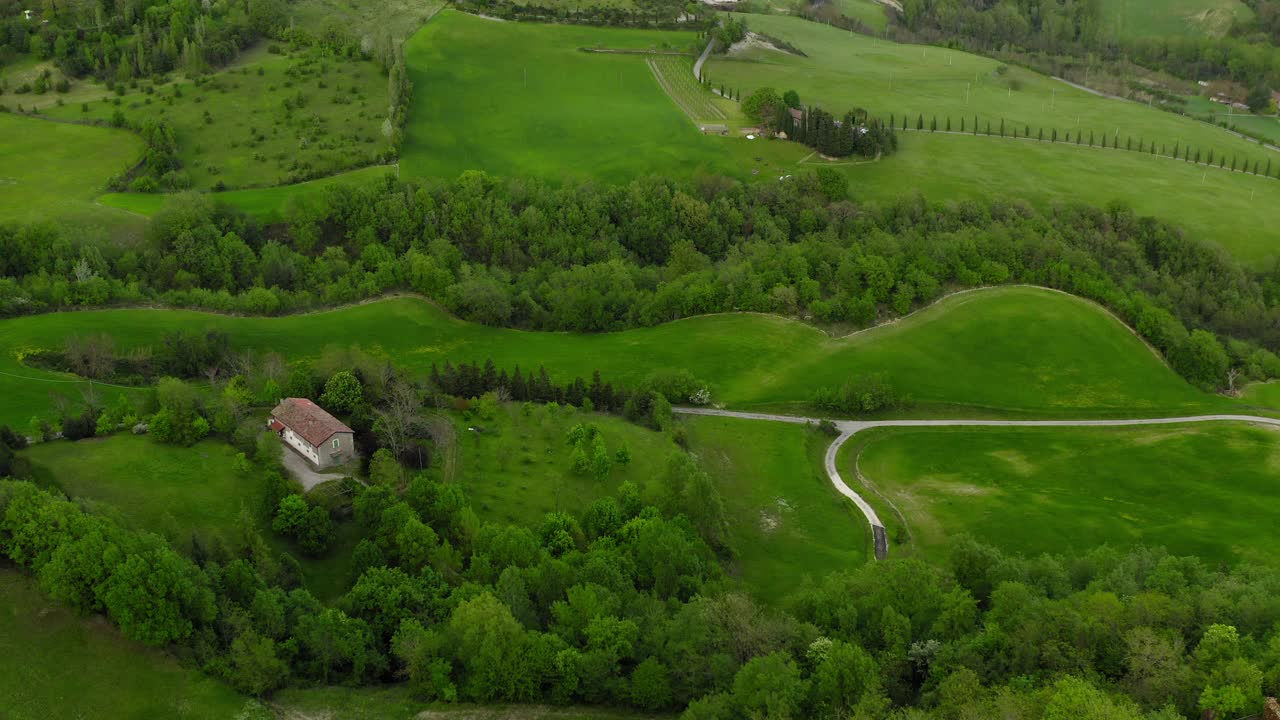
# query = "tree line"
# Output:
<box><xmin>4</xmin><ymin>466</ymin><xmax>1280</xmax><ymax>718</ymax></box>
<box><xmin>5</xmin><ymin>170</ymin><xmax>1280</xmax><ymax>392</ymax></box>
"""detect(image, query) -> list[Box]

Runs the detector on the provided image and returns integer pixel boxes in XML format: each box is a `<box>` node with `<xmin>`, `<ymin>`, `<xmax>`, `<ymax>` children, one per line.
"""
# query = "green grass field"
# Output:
<box><xmin>22</xmin><ymin>434</ymin><xmax>362</xmax><ymax>601</ymax></box>
<box><xmin>703</xmin><ymin>14</ymin><xmax>1280</xmax><ymax>259</ymax></box>
<box><xmin>42</xmin><ymin>48</ymin><xmax>391</xmax><ymax>191</ymax></box>
<box><xmin>0</xmin><ymin>287</ymin><xmax>1234</xmax><ymax>432</ymax></box>
<box><xmin>400</xmin><ymin>11</ymin><xmax>793</xmax><ymax>182</ymax></box>
<box><xmin>0</xmin><ymin>568</ymin><xmax>248</xmax><ymax>719</ymax></box>
<box><xmin>707</xmin><ymin>13</ymin><xmax>1268</xmax><ymax>163</ymax></box>
<box><xmin>839</xmin><ymin>131</ymin><xmax>1280</xmax><ymax>264</ymax></box>
<box><xmin>25</xmin><ymin>436</ymin><xmax>248</xmax><ymax>550</ymax></box>
<box><xmin>849</xmin><ymin>422</ymin><xmax>1280</xmax><ymax>563</ymax></box>
<box><xmin>455</xmin><ymin>402</ymin><xmax>681</xmax><ymax>527</ymax></box>
<box><xmin>831</xmin><ymin>0</ymin><xmax>890</xmax><ymax>31</ymax></box>
<box><xmin>0</xmin><ymin>113</ymin><xmax>146</xmax><ymax>239</ymax></box>
<box><xmin>680</xmin><ymin>415</ymin><xmax>867</xmax><ymax>604</ymax></box>
<box><xmin>1101</xmin><ymin>0</ymin><xmax>1252</xmax><ymax>38</ymax></box>
<box><xmin>99</xmin><ymin>164</ymin><xmax>395</xmax><ymax>220</ymax></box>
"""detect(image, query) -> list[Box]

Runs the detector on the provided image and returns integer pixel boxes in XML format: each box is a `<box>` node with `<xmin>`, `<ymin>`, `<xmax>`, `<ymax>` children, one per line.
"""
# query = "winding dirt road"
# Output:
<box><xmin>673</xmin><ymin>408</ymin><xmax>1280</xmax><ymax>560</ymax></box>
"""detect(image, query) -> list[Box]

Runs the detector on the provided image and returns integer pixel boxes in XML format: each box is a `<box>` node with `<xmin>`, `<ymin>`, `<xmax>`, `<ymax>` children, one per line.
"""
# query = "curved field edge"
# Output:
<box><xmin>842</xmin><ymin>422</ymin><xmax>1280</xmax><ymax>563</ymax></box>
<box><xmin>0</xmin><ymin>286</ymin><xmax>1242</xmax><ymax>429</ymax></box>
<box><xmin>0</xmin><ymin>568</ymin><xmax>248</xmax><ymax>718</ymax></box>
<box><xmin>0</xmin><ymin>114</ymin><xmax>146</xmax><ymax>239</ymax></box>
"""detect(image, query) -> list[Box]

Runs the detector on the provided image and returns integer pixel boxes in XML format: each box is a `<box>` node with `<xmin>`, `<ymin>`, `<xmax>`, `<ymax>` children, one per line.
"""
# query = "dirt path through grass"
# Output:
<box><xmin>674</xmin><ymin>407</ymin><xmax>1280</xmax><ymax>560</ymax></box>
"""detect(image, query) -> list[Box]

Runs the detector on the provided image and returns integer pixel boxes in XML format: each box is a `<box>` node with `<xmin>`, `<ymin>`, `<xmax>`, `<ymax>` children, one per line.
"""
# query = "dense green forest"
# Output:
<box><xmin>5</xmin><ymin>448</ymin><xmax>1280</xmax><ymax>719</ymax></box>
<box><xmin>2</xmin><ymin>171</ymin><xmax>1277</xmax><ymax>391</ymax></box>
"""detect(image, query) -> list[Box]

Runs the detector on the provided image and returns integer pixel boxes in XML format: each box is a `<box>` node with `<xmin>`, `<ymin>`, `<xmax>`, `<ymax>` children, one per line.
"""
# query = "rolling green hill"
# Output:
<box><xmin>399</xmin><ymin>10</ymin><xmax>804</xmax><ymax>183</ymax></box>
<box><xmin>705</xmin><ymin>14</ymin><xmax>1280</xmax><ymax>261</ymax></box>
<box><xmin>0</xmin><ymin>569</ymin><xmax>248</xmax><ymax>719</ymax></box>
<box><xmin>0</xmin><ymin>287</ymin><xmax>1235</xmax><ymax>431</ymax></box>
<box><xmin>849</xmin><ymin>422</ymin><xmax>1280</xmax><ymax>562</ymax></box>
<box><xmin>0</xmin><ymin>114</ymin><xmax>145</xmax><ymax>241</ymax></box>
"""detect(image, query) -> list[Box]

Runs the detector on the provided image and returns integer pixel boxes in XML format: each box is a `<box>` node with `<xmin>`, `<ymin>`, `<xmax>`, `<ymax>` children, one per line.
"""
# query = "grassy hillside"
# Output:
<box><xmin>842</xmin><ymin>131</ymin><xmax>1280</xmax><ymax>264</ymax></box>
<box><xmin>681</xmin><ymin>414</ymin><xmax>867</xmax><ymax>604</ymax></box>
<box><xmin>705</xmin><ymin>15</ymin><xmax>1280</xmax><ymax>260</ymax></box>
<box><xmin>709</xmin><ymin>14</ymin><xmax>1266</xmax><ymax>162</ymax></box>
<box><xmin>400</xmin><ymin>11</ymin><xmax>801</xmax><ymax>182</ymax></box>
<box><xmin>849</xmin><ymin>422</ymin><xmax>1280</xmax><ymax>562</ymax></box>
<box><xmin>26</xmin><ymin>436</ymin><xmax>248</xmax><ymax>549</ymax></box>
<box><xmin>0</xmin><ymin>568</ymin><xmax>248</xmax><ymax>719</ymax></box>
<box><xmin>0</xmin><ymin>114</ymin><xmax>145</xmax><ymax>239</ymax></box>
<box><xmin>1101</xmin><ymin>0</ymin><xmax>1253</xmax><ymax>39</ymax></box>
<box><xmin>23</xmin><ymin>435</ymin><xmax>361</xmax><ymax>601</ymax></box>
<box><xmin>456</xmin><ymin>402</ymin><xmax>681</xmax><ymax>527</ymax></box>
<box><xmin>0</xmin><ymin>287</ymin><xmax>1232</xmax><ymax>431</ymax></box>
<box><xmin>41</xmin><ymin>48</ymin><xmax>391</xmax><ymax>191</ymax></box>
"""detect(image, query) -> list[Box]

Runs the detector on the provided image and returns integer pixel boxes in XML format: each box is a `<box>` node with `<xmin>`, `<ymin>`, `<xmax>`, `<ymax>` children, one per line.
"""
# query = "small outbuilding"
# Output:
<box><xmin>268</xmin><ymin>398</ymin><xmax>354</xmax><ymax>469</ymax></box>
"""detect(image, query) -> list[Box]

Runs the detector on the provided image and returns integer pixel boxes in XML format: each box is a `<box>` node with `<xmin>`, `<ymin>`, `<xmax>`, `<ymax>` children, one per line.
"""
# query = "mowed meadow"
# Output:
<box><xmin>706</xmin><ymin>14</ymin><xmax>1280</xmax><ymax>261</ymax></box>
<box><xmin>848</xmin><ymin>422</ymin><xmax>1280</xmax><ymax>563</ymax></box>
<box><xmin>0</xmin><ymin>287</ymin><xmax>1242</xmax><ymax>430</ymax></box>
<box><xmin>0</xmin><ymin>113</ymin><xmax>145</xmax><ymax>239</ymax></box>
<box><xmin>399</xmin><ymin>11</ymin><xmax>805</xmax><ymax>182</ymax></box>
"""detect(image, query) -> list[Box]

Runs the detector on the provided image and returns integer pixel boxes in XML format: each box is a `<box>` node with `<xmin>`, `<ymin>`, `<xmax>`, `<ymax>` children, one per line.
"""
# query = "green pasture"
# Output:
<box><xmin>25</xmin><ymin>435</ymin><xmax>248</xmax><ymax>551</ymax></box>
<box><xmin>840</xmin><ymin>131</ymin><xmax>1280</xmax><ymax>264</ymax></box>
<box><xmin>42</xmin><ymin>48</ymin><xmax>391</xmax><ymax>191</ymax></box>
<box><xmin>850</xmin><ymin>422</ymin><xmax>1280</xmax><ymax>563</ymax></box>
<box><xmin>99</xmin><ymin>164</ymin><xmax>395</xmax><ymax>220</ymax></box>
<box><xmin>831</xmin><ymin>0</ymin><xmax>890</xmax><ymax>31</ymax></box>
<box><xmin>454</xmin><ymin>402</ymin><xmax>680</xmax><ymax>527</ymax></box>
<box><xmin>708</xmin><ymin>14</ymin><xmax>1269</xmax><ymax>162</ymax></box>
<box><xmin>1100</xmin><ymin>0</ymin><xmax>1252</xmax><ymax>38</ymax></box>
<box><xmin>1222</xmin><ymin>114</ymin><xmax>1280</xmax><ymax>145</ymax></box>
<box><xmin>704</xmin><ymin>15</ymin><xmax>1280</xmax><ymax>252</ymax></box>
<box><xmin>0</xmin><ymin>568</ymin><xmax>248</xmax><ymax>719</ymax></box>
<box><xmin>0</xmin><ymin>113</ymin><xmax>145</xmax><ymax>240</ymax></box>
<box><xmin>0</xmin><ymin>287</ymin><xmax>1233</xmax><ymax>431</ymax></box>
<box><xmin>400</xmin><ymin>11</ymin><xmax>790</xmax><ymax>182</ymax></box>
<box><xmin>22</xmin><ymin>434</ymin><xmax>362</xmax><ymax>601</ymax></box>
<box><xmin>680</xmin><ymin>414</ymin><xmax>867</xmax><ymax>604</ymax></box>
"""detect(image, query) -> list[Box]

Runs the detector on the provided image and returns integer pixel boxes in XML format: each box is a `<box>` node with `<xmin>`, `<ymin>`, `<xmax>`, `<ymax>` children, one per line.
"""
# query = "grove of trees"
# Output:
<box><xmin>2</xmin><ymin>169</ymin><xmax>1276</xmax><ymax>392</ymax></box>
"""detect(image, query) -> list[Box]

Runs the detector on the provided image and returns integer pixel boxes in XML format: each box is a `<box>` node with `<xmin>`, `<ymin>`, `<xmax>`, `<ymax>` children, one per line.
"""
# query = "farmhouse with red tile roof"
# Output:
<box><xmin>268</xmin><ymin>398</ymin><xmax>354</xmax><ymax>469</ymax></box>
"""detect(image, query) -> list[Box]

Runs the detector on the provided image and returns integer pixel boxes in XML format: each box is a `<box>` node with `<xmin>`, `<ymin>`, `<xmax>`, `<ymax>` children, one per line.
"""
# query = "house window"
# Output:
<box><xmin>332</xmin><ymin>438</ymin><xmax>340</xmax><ymax>450</ymax></box>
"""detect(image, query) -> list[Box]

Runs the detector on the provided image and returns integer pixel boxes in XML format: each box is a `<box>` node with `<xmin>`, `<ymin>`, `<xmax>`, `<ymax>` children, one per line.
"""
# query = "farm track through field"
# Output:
<box><xmin>673</xmin><ymin>407</ymin><xmax>1280</xmax><ymax>561</ymax></box>
<box><xmin>647</xmin><ymin>57</ymin><xmax>725</xmax><ymax>122</ymax></box>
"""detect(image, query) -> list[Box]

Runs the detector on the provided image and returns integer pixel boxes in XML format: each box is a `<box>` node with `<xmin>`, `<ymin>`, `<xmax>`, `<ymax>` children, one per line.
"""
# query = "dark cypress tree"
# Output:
<box><xmin>999</xmin><ymin>118</ymin><xmax>1005</xmax><ymax>136</ymax></box>
<box><xmin>985</xmin><ymin>120</ymin><xmax>990</xmax><ymax>135</ymax></box>
<box><xmin>1267</xmin><ymin>158</ymin><xmax>1272</xmax><ymax>176</ymax></box>
<box><xmin>946</xmin><ymin>116</ymin><xmax>952</xmax><ymax>132</ymax></box>
<box><xmin>973</xmin><ymin>114</ymin><xmax>978</xmax><ymax>135</ymax></box>
<box><xmin>959</xmin><ymin>116</ymin><xmax>964</xmax><ymax>133</ymax></box>
<box><xmin>931</xmin><ymin>115</ymin><xmax>937</xmax><ymax>132</ymax></box>
<box><xmin>1038</xmin><ymin>128</ymin><xmax>1043</xmax><ymax>141</ymax></box>
<box><xmin>1051</xmin><ymin>128</ymin><xmax>1057</xmax><ymax>142</ymax></box>
<box><xmin>481</xmin><ymin>358</ymin><xmax>498</xmax><ymax>391</ymax></box>
<box><xmin>1125</xmin><ymin>137</ymin><xmax>1131</xmax><ymax>150</ymax></box>
<box><xmin>917</xmin><ymin>113</ymin><xmax>924</xmax><ymax>130</ymax></box>
<box><xmin>511</xmin><ymin>366</ymin><xmax>528</xmax><ymax>401</ymax></box>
